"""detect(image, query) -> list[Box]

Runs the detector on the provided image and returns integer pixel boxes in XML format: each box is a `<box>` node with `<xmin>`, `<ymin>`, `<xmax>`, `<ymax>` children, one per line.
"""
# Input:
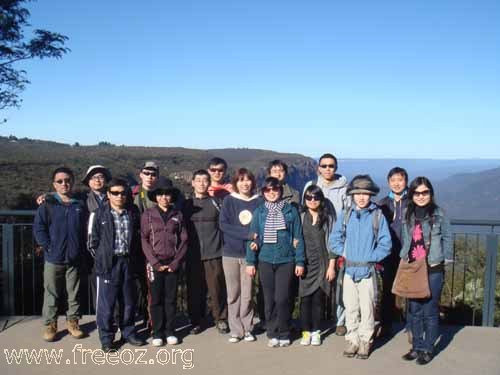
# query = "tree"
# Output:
<box><xmin>0</xmin><ymin>0</ymin><xmax>69</xmax><ymax>112</ymax></box>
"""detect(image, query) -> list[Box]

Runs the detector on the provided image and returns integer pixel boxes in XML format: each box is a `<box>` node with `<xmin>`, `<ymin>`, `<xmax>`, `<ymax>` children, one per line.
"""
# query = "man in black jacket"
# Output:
<box><xmin>88</xmin><ymin>178</ymin><xmax>146</xmax><ymax>352</ymax></box>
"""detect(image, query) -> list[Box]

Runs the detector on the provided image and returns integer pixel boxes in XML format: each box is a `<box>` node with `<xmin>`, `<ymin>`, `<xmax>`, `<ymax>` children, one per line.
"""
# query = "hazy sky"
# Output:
<box><xmin>2</xmin><ymin>0</ymin><xmax>499</xmax><ymax>158</ymax></box>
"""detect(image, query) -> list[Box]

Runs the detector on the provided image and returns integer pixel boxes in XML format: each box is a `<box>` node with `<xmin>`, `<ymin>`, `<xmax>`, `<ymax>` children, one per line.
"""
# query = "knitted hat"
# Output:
<box><xmin>347</xmin><ymin>175</ymin><xmax>380</xmax><ymax>196</ymax></box>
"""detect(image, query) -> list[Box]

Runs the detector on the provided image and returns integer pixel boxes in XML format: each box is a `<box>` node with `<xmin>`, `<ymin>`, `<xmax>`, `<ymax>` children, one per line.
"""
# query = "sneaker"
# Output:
<box><xmin>343</xmin><ymin>341</ymin><xmax>359</xmax><ymax>358</ymax></box>
<box><xmin>311</xmin><ymin>330</ymin><xmax>321</xmax><ymax>346</ymax></box>
<box><xmin>267</xmin><ymin>338</ymin><xmax>279</xmax><ymax>348</ymax></box>
<box><xmin>300</xmin><ymin>331</ymin><xmax>311</xmax><ymax>346</ymax></box>
<box><xmin>228</xmin><ymin>335</ymin><xmax>241</xmax><ymax>343</ymax></box>
<box><xmin>216</xmin><ymin>320</ymin><xmax>230</xmax><ymax>334</ymax></box>
<box><xmin>244</xmin><ymin>332</ymin><xmax>255</xmax><ymax>342</ymax></box>
<box><xmin>151</xmin><ymin>338</ymin><xmax>163</xmax><ymax>347</ymax></box>
<box><xmin>335</xmin><ymin>325</ymin><xmax>347</xmax><ymax>336</ymax></box>
<box><xmin>43</xmin><ymin>322</ymin><xmax>57</xmax><ymax>342</ymax></box>
<box><xmin>67</xmin><ymin>319</ymin><xmax>85</xmax><ymax>339</ymax></box>
<box><xmin>356</xmin><ymin>341</ymin><xmax>371</xmax><ymax>359</ymax></box>
<box><xmin>166</xmin><ymin>336</ymin><xmax>179</xmax><ymax>345</ymax></box>
<box><xmin>402</xmin><ymin>349</ymin><xmax>419</xmax><ymax>361</ymax></box>
<box><xmin>279</xmin><ymin>339</ymin><xmax>290</xmax><ymax>347</ymax></box>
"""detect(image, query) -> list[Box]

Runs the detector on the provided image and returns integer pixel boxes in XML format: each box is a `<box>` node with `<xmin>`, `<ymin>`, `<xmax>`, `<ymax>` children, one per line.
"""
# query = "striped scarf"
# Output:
<box><xmin>263</xmin><ymin>200</ymin><xmax>286</xmax><ymax>243</ymax></box>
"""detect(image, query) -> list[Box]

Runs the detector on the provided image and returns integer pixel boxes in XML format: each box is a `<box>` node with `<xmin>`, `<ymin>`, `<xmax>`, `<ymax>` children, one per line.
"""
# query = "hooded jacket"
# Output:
<box><xmin>302</xmin><ymin>174</ymin><xmax>349</xmax><ymax>220</ymax></box>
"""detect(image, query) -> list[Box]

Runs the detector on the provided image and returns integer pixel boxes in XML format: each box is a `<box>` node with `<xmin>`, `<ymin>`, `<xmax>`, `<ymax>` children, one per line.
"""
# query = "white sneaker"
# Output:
<box><xmin>279</xmin><ymin>339</ymin><xmax>290</xmax><ymax>347</ymax></box>
<box><xmin>152</xmin><ymin>338</ymin><xmax>163</xmax><ymax>347</ymax></box>
<box><xmin>311</xmin><ymin>330</ymin><xmax>321</xmax><ymax>346</ymax></box>
<box><xmin>300</xmin><ymin>331</ymin><xmax>311</xmax><ymax>346</ymax></box>
<box><xmin>244</xmin><ymin>332</ymin><xmax>255</xmax><ymax>342</ymax></box>
<box><xmin>267</xmin><ymin>338</ymin><xmax>279</xmax><ymax>347</ymax></box>
<box><xmin>166</xmin><ymin>336</ymin><xmax>179</xmax><ymax>345</ymax></box>
<box><xmin>228</xmin><ymin>335</ymin><xmax>241</xmax><ymax>343</ymax></box>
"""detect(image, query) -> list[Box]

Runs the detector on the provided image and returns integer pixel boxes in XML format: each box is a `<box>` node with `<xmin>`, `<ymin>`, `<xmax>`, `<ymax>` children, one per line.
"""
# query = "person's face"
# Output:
<box><xmin>263</xmin><ymin>186</ymin><xmax>281</xmax><ymax>203</ymax></box>
<box><xmin>53</xmin><ymin>172</ymin><xmax>73</xmax><ymax>196</ymax></box>
<box><xmin>156</xmin><ymin>192</ymin><xmax>173</xmax><ymax>210</ymax></box>
<box><xmin>269</xmin><ymin>165</ymin><xmax>286</xmax><ymax>182</ymax></box>
<box><xmin>304</xmin><ymin>192</ymin><xmax>321</xmax><ymax>211</ymax></box>
<box><xmin>208</xmin><ymin>164</ymin><xmax>226</xmax><ymax>184</ymax></box>
<box><xmin>318</xmin><ymin>157</ymin><xmax>336</xmax><ymax>181</ymax></box>
<box><xmin>388</xmin><ymin>173</ymin><xmax>407</xmax><ymax>195</ymax></box>
<box><xmin>140</xmin><ymin>168</ymin><xmax>158</xmax><ymax>190</ymax></box>
<box><xmin>413</xmin><ymin>184</ymin><xmax>432</xmax><ymax>207</ymax></box>
<box><xmin>192</xmin><ymin>175</ymin><xmax>210</xmax><ymax>195</ymax></box>
<box><xmin>107</xmin><ymin>186</ymin><xmax>127</xmax><ymax>209</ymax></box>
<box><xmin>88</xmin><ymin>172</ymin><xmax>107</xmax><ymax>192</ymax></box>
<box><xmin>353</xmin><ymin>193</ymin><xmax>371</xmax><ymax>209</ymax></box>
<box><xmin>236</xmin><ymin>176</ymin><xmax>253</xmax><ymax>196</ymax></box>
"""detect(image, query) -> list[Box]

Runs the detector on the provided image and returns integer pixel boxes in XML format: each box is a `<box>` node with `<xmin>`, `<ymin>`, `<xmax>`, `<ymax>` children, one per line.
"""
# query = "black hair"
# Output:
<box><xmin>231</xmin><ymin>168</ymin><xmax>256</xmax><ymax>195</ymax></box>
<box><xmin>207</xmin><ymin>157</ymin><xmax>228</xmax><ymax>170</ymax></box>
<box><xmin>318</xmin><ymin>153</ymin><xmax>338</xmax><ymax>169</ymax></box>
<box><xmin>261</xmin><ymin>176</ymin><xmax>283</xmax><ymax>199</ymax></box>
<box><xmin>387</xmin><ymin>167</ymin><xmax>408</xmax><ymax>182</ymax></box>
<box><xmin>406</xmin><ymin>176</ymin><xmax>438</xmax><ymax>221</ymax></box>
<box><xmin>302</xmin><ymin>184</ymin><xmax>334</xmax><ymax>227</ymax></box>
<box><xmin>107</xmin><ymin>178</ymin><xmax>129</xmax><ymax>192</ymax></box>
<box><xmin>52</xmin><ymin>167</ymin><xmax>74</xmax><ymax>182</ymax></box>
<box><xmin>267</xmin><ymin>159</ymin><xmax>288</xmax><ymax>175</ymax></box>
<box><xmin>192</xmin><ymin>169</ymin><xmax>211</xmax><ymax>181</ymax></box>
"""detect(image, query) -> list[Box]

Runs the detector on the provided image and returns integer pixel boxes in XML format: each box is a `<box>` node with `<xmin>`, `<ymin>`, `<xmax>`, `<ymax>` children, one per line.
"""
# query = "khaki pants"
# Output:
<box><xmin>343</xmin><ymin>273</ymin><xmax>377</xmax><ymax>345</ymax></box>
<box><xmin>222</xmin><ymin>256</ymin><xmax>254</xmax><ymax>338</ymax></box>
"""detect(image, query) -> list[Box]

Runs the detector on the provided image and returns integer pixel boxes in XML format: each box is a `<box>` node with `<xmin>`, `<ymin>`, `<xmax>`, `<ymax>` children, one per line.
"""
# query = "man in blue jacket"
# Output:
<box><xmin>33</xmin><ymin>167</ymin><xmax>87</xmax><ymax>342</ymax></box>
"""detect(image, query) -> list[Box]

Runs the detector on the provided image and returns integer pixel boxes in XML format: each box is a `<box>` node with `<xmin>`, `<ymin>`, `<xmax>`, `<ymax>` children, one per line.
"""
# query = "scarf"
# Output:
<box><xmin>263</xmin><ymin>200</ymin><xmax>286</xmax><ymax>243</ymax></box>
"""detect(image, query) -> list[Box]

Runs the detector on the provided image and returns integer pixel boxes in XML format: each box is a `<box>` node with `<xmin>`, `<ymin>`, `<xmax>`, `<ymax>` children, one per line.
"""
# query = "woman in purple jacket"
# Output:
<box><xmin>141</xmin><ymin>181</ymin><xmax>188</xmax><ymax>347</ymax></box>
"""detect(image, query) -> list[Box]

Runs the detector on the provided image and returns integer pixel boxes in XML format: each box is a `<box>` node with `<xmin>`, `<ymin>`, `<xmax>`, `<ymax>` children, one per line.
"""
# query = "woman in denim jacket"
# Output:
<box><xmin>399</xmin><ymin>176</ymin><xmax>453</xmax><ymax>365</ymax></box>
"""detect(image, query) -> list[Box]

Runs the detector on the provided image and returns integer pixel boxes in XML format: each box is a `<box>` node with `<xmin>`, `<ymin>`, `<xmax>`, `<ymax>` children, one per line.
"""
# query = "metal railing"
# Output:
<box><xmin>1</xmin><ymin>211</ymin><xmax>499</xmax><ymax>327</ymax></box>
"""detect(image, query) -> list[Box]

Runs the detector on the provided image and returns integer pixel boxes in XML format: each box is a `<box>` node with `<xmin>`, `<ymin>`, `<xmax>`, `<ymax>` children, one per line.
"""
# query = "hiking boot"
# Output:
<box><xmin>300</xmin><ymin>331</ymin><xmax>311</xmax><ymax>346</ymax></box>
<box><xmin>343</xmin><ymin>341</ymin><xmax>359</xmax><ymax>358</ymax></box>
<box><xmin>356</xmin><ymin>341</ymin><xmax>371</xmax><ymax>359</ymax></box>
<box><xmin>67</xmin><ymin>319</ymin><xmax>85</xmax><ymax>339</ymax></box>
<box><xmin>216</xmin><ymin>320</ymin><xmax>230</xmax><ymax>334</ymax></box>
<box><xmin>43</xmin><ymin>322</ymin><xmax>57</xmax><ymax>342</ymax></box>
<box><xmin>416</xmin><ymin>351</ymin><xmax>433</xmax><ymax>365</ymax></box>
<box><xmin>335</xmin><ymin>325</ymin><xmax>347</xmax><ymax>336</ymax></box>
<box><xmin>311</xmin><ymin>330</ymin><xmax>321</xmax><ymax>346</ymax></box>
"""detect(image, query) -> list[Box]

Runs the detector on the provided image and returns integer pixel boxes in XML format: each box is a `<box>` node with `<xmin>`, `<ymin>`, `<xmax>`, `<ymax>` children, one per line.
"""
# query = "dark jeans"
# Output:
<box><xmin>380</xmin><ymin>256</ymin><xmax>398</xmax><ymax>327</ymax></box>
<box><xmin>300</xmin><ymin>288</ymin><xmax>324</xmax><ymax>332</ymax></box>
<box><xmin>149</xmin><ymin>269</ymin><xmax>178</xmax><ymax>338</ymax></box>
<box><xmin>259</xmin><ymin>261</ymin><xmax>294</xmax><ymax>340</ymax></box>
<box><xmin>409</xmin><ymin>271</ymin><xmax>443</xmax><ymax>353</ymax></box>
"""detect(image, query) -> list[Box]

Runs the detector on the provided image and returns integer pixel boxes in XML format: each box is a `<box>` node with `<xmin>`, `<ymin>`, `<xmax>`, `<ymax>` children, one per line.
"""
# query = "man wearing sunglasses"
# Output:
<box><xmin>207</xmin><ymin>157</ymin><xmax>233</xmax><ymax>199</ymax></box>
<box><xmin>88</xmin><ymin>178</ymin><xmax>146</xmax><ymax>352</ymax></box>
<box><xmin>133</xmin><ymin>161</ymin><xmax>161</xmax><ymax>213</ymax></box>
<box><xmin>33</xmin><ymin>167</ymin><xmax>87</xmax><ymax>342</ymax></box>
<box><xmin>302</xmin><ymin>153</ymin><xmax>349</xmax><ymax>336</ymax></box>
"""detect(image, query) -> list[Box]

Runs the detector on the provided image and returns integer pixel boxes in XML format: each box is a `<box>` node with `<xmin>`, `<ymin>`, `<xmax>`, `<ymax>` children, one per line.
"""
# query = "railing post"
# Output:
<box><xmin>482</xmin><ymin>234</ymin><xmax>498</xmax><ymax>326</ymax></box>
<box><xmin>2</xmin><ymin>224</ymin><xmax>15</xmax><ymax>315</ymax></box>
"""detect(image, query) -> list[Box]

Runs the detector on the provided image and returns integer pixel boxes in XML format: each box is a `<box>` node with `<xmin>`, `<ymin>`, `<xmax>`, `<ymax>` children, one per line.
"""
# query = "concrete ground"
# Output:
<box><xmin>1</xmin><ymin>316</ymin><xmax>499</xmax><ymax>375</ymax></box>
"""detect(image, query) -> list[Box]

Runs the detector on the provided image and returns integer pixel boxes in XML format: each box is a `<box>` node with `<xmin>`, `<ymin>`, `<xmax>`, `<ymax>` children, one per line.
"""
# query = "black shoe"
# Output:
<box><xmin>416</xmin><ymin>351</ymin><xmax>433</xmax><ymax>365</ymax></box>
<box><xmin>190</xmin><ymin>325</ymin><xmax>202</xmax><ymax>335</ymax></box>
<box><xmin>101</xmin><ymin>343</ymin><xmax>114</xmax><ymax>353</ymax></box>
<box><xmin>126</xmin><ymin>335</ymin><xmax>146</xmax><ymax>346</ymax></box>
<box><xmin>402</xmin><ymin>350</ymin><xmax>419</xmax><ymax>361</ymax></box>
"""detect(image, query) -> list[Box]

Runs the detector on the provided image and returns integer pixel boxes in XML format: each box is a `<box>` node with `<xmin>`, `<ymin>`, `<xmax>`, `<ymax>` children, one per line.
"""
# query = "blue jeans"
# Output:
<box><xmin>409</xmin><ymin>271</ymin><xmax>443</xmax><ymax>353</ymax></box>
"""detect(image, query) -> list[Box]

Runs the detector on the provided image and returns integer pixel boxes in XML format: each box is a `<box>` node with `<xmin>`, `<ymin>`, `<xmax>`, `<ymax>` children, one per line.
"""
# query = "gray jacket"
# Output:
<box><xmin>302</xmin><ymin>174</ymin><xmax>349</xmax><ymax>221</ymax></box>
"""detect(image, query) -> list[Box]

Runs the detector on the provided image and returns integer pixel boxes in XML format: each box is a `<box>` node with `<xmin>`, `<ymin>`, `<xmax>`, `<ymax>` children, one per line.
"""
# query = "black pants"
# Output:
<box><xmin>380</xmin><ymin>256</ymin><xmax>399</xmax><ymax>327</ymax></box>
<box><xmin>259</xmin><ymin>261</ymin><xmax>294</xmax><ymax>340</ymax></box>
<box><xmin>300</xmin><ymin>288</ymin><xmax>324</xmax><ymax>332</ymax></box>
<box><xmin>149</xmin><ymin>269</ymin><xmax>178</xmax><ymax>338</ymax></box>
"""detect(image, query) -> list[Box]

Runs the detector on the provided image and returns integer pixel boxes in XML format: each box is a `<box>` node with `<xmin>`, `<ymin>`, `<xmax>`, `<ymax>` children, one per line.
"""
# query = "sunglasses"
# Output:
<box><xmin>54</xmin><ymin>178</ymin><xmax>72</xmax><ymax>185</ymax></box>
<box><xmin>263</xmin><ymin>186</ymin><xmax>280</xmax><ymax>193</ymax></box>
<box><xmin>319</xmin><ymin>164</ymin><xmax>336</xmax><ymax>169</ymax></box>
<box><xmin>414</xmin><ymin>190</ymin><xmax>431</xmax><ymax>197</ymax></box>
<box><xmin>209</xmin><ymin>167</ymin><xmax>225</xmax><ymax>173</ymax></box>
<box><xmin>142</xmin><ymin>171</ymin><xmax>157</xmax><ymax>177</ymax></box>
<box><xmin>304</xmin><ymin>194</ymin><xmax>321</xmax><ymax>201</ymax></box>
<box><xmin>109</xmin><ymin>190</ymin><xmax>127</xmax><ymax>197</ymax></box>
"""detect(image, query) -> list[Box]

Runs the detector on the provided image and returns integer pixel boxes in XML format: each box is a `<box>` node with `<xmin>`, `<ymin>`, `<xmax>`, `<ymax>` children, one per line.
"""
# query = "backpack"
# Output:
<box><xmin>340</xmin><ymin>203</ymin><xmax>383</xmax><ymax>246</ymax></box>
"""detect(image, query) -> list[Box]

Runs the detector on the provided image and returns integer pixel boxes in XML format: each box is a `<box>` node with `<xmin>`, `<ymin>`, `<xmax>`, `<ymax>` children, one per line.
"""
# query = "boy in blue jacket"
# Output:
<box><xmin>329</xmin><ymin>175</ymin><xmax>391</xmax><ymax>359</ymax></box>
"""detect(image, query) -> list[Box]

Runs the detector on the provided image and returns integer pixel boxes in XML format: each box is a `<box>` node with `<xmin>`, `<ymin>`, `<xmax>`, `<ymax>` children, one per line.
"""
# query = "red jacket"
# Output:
<box><xmin>140</xmin><ymin>207</ymin><xmax>188</xmax><ymax>271</ymax></box>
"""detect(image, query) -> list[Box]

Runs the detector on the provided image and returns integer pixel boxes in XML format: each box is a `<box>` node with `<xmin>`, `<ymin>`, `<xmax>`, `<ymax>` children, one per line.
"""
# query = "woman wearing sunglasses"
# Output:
<box><xmin>246</xmin><ymin>177</ymin><xmax>305</xmax><ymax>348</ymax></box>
<box><xmin>399</xmin><ymin>177</ymin><xmax>452</xmax><ymax>365</ymax></box>
<box><xmin>299</xmin><ymin>185</ymin><xmax>336</xmax><ymax>346</ymax></box>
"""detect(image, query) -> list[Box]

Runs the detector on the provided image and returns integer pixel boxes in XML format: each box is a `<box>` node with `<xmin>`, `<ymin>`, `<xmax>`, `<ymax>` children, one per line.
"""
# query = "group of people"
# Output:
<box><xmin>33</xmin><ymin>153</ymin><xmax>452</xmax><ymax>365</ymax></box>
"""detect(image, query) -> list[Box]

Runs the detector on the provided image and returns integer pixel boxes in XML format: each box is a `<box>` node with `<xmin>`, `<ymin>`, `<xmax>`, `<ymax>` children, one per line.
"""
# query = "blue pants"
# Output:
<box><xmin>96</xmin><ymin>257</ymin><xmax>137</xmax><ymax>345</ymax></box>
<box><xmin>409</xmin><ymin>271</ymin><xmax>443</xmax><ymax>353</ymax></box>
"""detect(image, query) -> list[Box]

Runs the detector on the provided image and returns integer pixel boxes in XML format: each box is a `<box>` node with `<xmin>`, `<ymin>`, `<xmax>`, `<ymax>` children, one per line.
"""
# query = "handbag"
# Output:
<box><xmin>391</xmin><ymin>257</ymin><xmax>430</xmax><ymax>298</ymax></box>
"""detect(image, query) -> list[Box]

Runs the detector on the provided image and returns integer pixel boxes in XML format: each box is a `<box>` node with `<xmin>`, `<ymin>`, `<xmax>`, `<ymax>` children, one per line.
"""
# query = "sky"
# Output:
<box><xmin>1</xmin><ymin>0</ymin><xmax>499</xmax><ymax>158</ymax></box>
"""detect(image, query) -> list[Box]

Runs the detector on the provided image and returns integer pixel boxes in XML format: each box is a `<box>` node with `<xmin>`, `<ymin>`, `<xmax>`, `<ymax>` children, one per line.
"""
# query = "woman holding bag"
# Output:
<box><xmin>399</xmin><ymin>177</ymin><xmax>452</xmax><ymax>365</ymax></box>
